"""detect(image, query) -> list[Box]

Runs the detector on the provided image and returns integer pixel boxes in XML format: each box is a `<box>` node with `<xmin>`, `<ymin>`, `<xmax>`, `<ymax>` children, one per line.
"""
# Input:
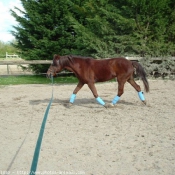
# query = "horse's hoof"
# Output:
<box><xmin>64</xmin><ymin>103</ymin><xmax>73</xmax><ymax>108</ymax></box>
<box><xmin>103</xmin><ymin>104</ymin><xmax>108</xmax><ymax>109</ymax></box>
<box><xmin>104</xmin><ymin>103</ymin><xmax>115</xmax><ymax>108</ymax></box>
<box><xmin>142</xmin><ymin>101</ymin><xmax>146</xmax><ymax>105</ymax></box>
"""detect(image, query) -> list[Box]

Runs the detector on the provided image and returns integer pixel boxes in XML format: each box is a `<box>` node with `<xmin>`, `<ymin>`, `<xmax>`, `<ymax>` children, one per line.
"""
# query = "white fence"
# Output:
<box><xmin>6</xmin><ymin>52</ymin><xmax>20</xmax><ymax>59</ymax></box>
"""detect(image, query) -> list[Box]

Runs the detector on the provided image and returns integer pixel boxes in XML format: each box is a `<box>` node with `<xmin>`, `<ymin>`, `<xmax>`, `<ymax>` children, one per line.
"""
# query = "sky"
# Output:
<box><xmin>0</xmin><ymin>0</ymin><xmax>23</xmax><ymax>43</ymax></box>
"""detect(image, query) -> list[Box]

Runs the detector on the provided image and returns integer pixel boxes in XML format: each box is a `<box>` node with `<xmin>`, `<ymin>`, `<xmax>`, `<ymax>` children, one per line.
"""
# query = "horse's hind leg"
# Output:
<box><xmin>127</xmin><ymin>76</ymin><xmax>146</xmax><ymax>104</ymax></box>
<box><xmin>127</xmin><ymin>76</ymin><xmax>141</xmax><ymax>92</ymax></box>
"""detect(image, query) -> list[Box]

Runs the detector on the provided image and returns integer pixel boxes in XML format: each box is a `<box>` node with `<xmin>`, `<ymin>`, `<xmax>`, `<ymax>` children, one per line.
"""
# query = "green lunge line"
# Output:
<box><xmin>30</xmin><ymin>76</ymin><xmax>53</xmax><ymax>175</ymax></box>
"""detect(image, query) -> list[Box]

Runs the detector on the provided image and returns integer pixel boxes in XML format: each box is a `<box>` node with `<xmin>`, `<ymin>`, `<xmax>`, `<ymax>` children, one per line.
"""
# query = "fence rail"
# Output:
<box><xmin>0</xmin><ymin>60</ymin><xmax>52</xmax><ymax>65</ymax></box>
<box><xmin>0</xmin><ymin>57</ymin><xmax>175</xmax><ymax>65</ymax></box>
<box><xmin>0</xmin><ymin>57</ymin><xmax>175</xmax><ymax>75</ymax></box>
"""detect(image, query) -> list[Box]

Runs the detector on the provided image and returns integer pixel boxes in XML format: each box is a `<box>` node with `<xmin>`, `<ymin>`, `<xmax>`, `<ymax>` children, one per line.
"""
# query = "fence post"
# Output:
<box><xmin>7</xmin><ymin>64</ymin><xmax>9</xmax><ymax>74</ymax></box>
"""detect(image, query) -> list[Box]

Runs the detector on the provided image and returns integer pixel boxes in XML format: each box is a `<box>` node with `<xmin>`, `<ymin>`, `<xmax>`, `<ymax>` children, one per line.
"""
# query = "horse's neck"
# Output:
<box><xmin>64</xmin><ymin>58</ymin><xmax>82</xmax><ymax>74</ymax></box>
<box><xmin>63</xmin><ymin>58</ymin><xmax>77</xmax><ymax>73</ymax></box>
<box><xmin>65</xmin><ymin>66</ymin><xmax>74</xmax><ymax>72</ymax></box>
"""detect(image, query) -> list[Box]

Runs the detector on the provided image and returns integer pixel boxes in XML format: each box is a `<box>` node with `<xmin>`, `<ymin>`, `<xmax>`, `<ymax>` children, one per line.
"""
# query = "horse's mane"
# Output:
<box><xmin>70</xmin><ymin>55</ymin><xmax>94</xmax><ymax>59</ymax></box>
<box><xmin>53</xmin><ymin>55</ymin><xmax>93</xmax><ymax>67</ymax></box>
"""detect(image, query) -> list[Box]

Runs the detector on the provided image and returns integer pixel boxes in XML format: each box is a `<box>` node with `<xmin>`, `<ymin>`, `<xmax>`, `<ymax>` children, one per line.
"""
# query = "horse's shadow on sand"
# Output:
<box><xmin>30</xmin><ymin>98</ymin><xmax>97</xmax><ymax>106</ymax></box>
<box><xmin>29</xmin><ymin>98</ymin><xmax>136</xmax><ymax>107</ymax></box>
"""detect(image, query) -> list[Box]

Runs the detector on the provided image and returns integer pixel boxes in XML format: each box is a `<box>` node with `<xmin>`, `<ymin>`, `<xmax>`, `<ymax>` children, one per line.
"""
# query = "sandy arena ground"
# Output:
<box><xmin>0</xmin><ymin>80</ymin><xmax>175</xmax><ymax>175</ymax></box>
<box><xmin>0</xmin><ymin>65</ymin><xmax>32</xmax><ymax>75</ymax></box>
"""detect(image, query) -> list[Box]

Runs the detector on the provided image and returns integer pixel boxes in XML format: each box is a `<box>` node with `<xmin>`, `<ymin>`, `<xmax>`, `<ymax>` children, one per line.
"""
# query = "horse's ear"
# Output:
<box><xmin>53</xmin><ymin>54</ymin><xmax>60</xmax><ymax>66</ymax></box>
<box><xmin>53</xmin><ymin>54</ymin><xmax>60</xmax><ymax>60</ymax></box>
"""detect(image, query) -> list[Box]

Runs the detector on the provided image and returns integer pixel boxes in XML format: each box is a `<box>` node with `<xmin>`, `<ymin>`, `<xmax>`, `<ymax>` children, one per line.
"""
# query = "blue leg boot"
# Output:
<box><xmin>112</xmin><ymin>95</ymin><xmax>120</xmax><ymax>105</ymax></box>
<box><xmin>69</xmin><ymin>94</ymin><xmax>76</xmax><ymax>103</ymax></box>
<box><xmin>138</xmin><ymin>91</ymin><xmax>146</xmax><ymax>104</ymax></box>
<box><xmin>96</xmin><ymin>97</ymin><xmax>105</xmax><ymax>106</ymax></box>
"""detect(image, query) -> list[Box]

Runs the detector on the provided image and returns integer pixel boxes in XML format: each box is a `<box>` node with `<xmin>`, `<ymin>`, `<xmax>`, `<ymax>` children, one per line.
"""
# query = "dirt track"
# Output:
<box><xmin>0</xmin><ymin>80</ymin><xmax>175</xmax><ymax>175</ymax></box>
<box><xmin>0</xmin><ymin>65</ymin><xmax>32</xmax><ymax>75</ymax></box>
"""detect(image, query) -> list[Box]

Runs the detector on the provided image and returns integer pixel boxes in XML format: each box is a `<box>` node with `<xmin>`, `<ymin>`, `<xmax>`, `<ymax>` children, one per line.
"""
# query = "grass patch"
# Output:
<box><xmin>0</xmin><ymin>75</ymin><xmax>78</xmax><ymax>85</ymax></box>
<box><xmin>0</xmin><ymin>74</ymin><xmax>116</xmax><ymax>86</ymax></box>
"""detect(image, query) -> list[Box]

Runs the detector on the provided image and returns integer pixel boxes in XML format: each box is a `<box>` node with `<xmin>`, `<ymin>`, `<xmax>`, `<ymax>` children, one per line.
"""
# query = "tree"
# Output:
<box><xmin>113</xmin><ymin>0</ymin><xmax>172</xmax><ymax>56</ymax></box>
<box><xmin>166</xmin><ymin>0</ymin><xmax>175</xmax><ymax>56</ymax></box>
<box><xmin>11</xmin><ymin>0</ymin><xmax>77</xmax><ymax>73</ymax></box>
<box><xmin>69</xmin><ymin>0</ymin><xmax>118</xmax><ymax>57</ymax></box>
<box><xmin>11</xmin><ymin>0</ymin><xmax>175</xmax><ymax>73</ymax></box>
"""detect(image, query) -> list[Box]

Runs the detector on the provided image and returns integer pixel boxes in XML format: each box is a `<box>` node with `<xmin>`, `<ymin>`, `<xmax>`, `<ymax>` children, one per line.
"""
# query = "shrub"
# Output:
<box><xmin>139</xmin><ymin>57</ymin><xmax>175</xmax><ymax>79</ymax></box>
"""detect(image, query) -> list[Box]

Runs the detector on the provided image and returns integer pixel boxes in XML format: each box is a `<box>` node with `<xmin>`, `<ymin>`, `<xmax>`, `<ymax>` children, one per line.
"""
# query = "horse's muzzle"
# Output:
<box><xmin>46</xmin><ymin>73</ymin><xmax>52</xmax><ymax>79</ymax></box>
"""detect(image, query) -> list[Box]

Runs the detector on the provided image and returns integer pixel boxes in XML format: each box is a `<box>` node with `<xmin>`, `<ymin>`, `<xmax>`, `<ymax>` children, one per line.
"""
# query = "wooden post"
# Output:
<box><xmin>7</xmin><ymin>64</ymin><xmax>9</xmax><ymax>74</ymax></box>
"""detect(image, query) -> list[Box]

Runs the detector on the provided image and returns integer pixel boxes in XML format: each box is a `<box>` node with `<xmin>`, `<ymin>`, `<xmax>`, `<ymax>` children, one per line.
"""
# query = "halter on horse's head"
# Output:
<box><xmin>46</xmin><ymin>54</ymin><xmax>75</xmax><ymax>78</ymax></box>
<box><xmin>46</xmin><ymin>54</ymin><xmax>61</xmax><ymax>78</ymax></box>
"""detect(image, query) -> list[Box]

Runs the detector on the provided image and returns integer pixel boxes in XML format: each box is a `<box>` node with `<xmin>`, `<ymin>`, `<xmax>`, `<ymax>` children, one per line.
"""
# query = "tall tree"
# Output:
<box><xmin>70</xmin><ymin>0</ymin><xmax>134</xmax><ymax>57</ymax></box>
<box><xmin>11</xmin><ymin>0</ymin><xmax>175</xmax><ymax>74</ymax></box>
<box><xmin>113</xmin><ymin>0</ymin><xmax>171</xmax><ymax>56</ymax></box>
<box><xmin>166</xmin><ymin>0</ymin><xmax>175</xmax><ymax>56</ymax></box>
<box><xmin>11</xmin><ymin>0</ymin><xmax>76</xmax><ymax>73</ymax></box>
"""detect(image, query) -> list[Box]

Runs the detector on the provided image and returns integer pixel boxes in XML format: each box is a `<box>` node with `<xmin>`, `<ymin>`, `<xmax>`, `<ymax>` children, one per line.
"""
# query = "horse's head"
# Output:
<box><xmin>46</xmin><ymin>54</ymin><xmax>62</xmax><ymax>78</ymax></box>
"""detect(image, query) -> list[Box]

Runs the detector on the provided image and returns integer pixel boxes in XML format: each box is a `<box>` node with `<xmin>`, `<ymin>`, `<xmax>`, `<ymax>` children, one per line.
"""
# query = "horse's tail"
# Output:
<box><xmin>132</xmin><ymin>61</ymin><xmax>149</xmax><ymax>92</ymax></box>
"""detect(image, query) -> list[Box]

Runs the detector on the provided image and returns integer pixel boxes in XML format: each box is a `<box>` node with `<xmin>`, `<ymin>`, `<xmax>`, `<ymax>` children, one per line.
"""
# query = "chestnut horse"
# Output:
<box><xmin>47</xmin><ymin>55</ymin><xmax>149</xmax><ymax>108</ymax></box>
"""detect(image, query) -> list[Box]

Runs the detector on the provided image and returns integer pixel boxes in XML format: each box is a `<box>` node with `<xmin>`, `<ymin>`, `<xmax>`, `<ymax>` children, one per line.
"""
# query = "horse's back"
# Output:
<box><xmin>85</xmin><ymin>57</ymin><xmax>133</xmax><ymax>82</ymax></box>
<box><xmin>94</xmin><ymin>57</ymin><xmax>133</xmax><ymax>71</ymax></box>
<box><xmin>112</xmin><ymin>57</ymin><xmax>134</xmax><ymax>75</ymax></box>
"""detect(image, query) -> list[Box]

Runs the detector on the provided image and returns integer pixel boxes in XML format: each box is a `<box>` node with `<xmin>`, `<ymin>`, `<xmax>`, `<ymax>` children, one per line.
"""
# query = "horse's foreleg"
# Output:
<box><xmin>69</xmin><ymin>81</ymin><xmax>84</xmax><ymax>104</ymax></box>
<box><xmin>88</xmin><ymin>83</ymin><xmax>105</xmax><ymax>106</ymax></box>
<box><xmin>112</xmin><ymin>79</ymin><xmax>125</xmax><ymax>105</ymax></box>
